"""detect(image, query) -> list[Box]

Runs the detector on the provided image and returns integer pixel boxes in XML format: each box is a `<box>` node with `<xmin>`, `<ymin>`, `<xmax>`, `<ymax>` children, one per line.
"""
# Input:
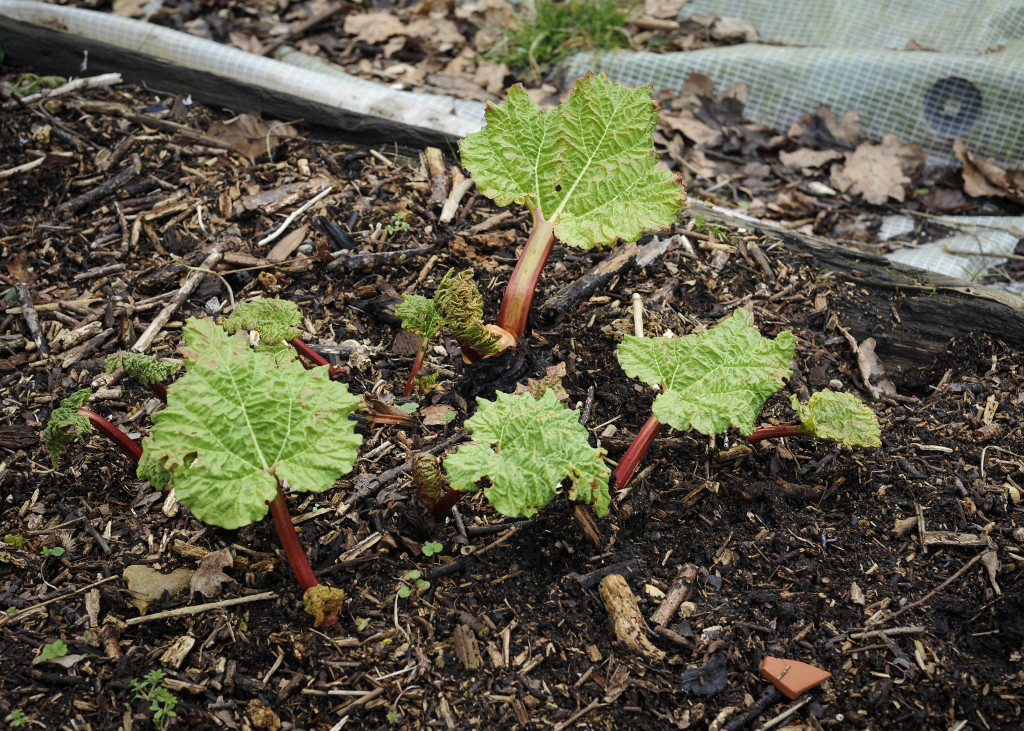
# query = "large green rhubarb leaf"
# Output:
<box><xmin>140</xmin><ymin>317</ymin><xmax>361</xmax><ymax>529</ymax></box>
<box><xmin>445</xmin><ymin>390</ymin><xmax>610</xmax><ymax>518</ymax></box>
<box><xmin>459</xmin><ymin>71</ymin><xmax>684</xmax><ymax>250</ymax></box>
<box><xmin>791</xmin><ymin>390</ymin><xmax>881</xmax><ymax>447</ymax></box>
<box><xmin>617</xmin><ymin>309</ymin><xmax>796</xmax><ymax>436</ymax></box>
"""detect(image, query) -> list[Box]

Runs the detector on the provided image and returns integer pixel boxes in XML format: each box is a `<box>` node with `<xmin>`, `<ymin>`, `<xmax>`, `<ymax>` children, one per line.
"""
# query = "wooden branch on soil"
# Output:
<box><xmin>689</xmin><ymin>200</ymin><xmax>1024</xmax><ymax>379</ymax></box>
<box><xmin>14</xmin><ymin>282</ymin><xmax>49</xmax><ymax>355</ymax></box>
<box><xmin>132</xmin><ymin>233</ymin><xmax>237</xmax><ymax>352</ymax></box>
<box><xmin>125</xmin><ymin>590</ymin><xmax>278</xmax><ymax>625</ymax></box>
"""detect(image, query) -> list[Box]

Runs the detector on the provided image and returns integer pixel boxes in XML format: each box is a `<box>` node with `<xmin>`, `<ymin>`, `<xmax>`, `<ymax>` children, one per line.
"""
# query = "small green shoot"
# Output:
<box><xmin>41</xmin><ymin>546</ymin><xmax>65</xmax><ymax>558</ymax></box>
<box><xmin>747</xmin><ymin>390</ymin><xmax>881</xmax><ymax>446</ymax></box>
<box><xmin>444</xmin><ymin>389</ymin><xmax>610</xmax><ymax>518</ymax></box>
<box><xmin>395</xmin><ymin>293</ymin><xmax>445</xmax><ymax>396</ymax></box>
<box><xmin>41</xmin><ymin>388</ymin><xmax>93</xmax><ymax>469</ymax></box>
<box><xmin>386</xmin><ymin>706</ymin><xmax>403</xmax><ymax>724</ymax></box>
<box><xmin>433</xmin><ymin>269</ymin><xmax>511</xmax><ymax>361</ymax></box>
<box><xmin>397</xmin><ymin>570</ymin><xmax>430</xmax><ymax>598</ymax></box>
<box><xmin>422</xmin><ymin>541</ymin><xmax>443</xmax><ymax>557</ymax></box>
<box><xmin>38</xmin><ymin>640</ymin><xmax>68</xmax><ymax>662</ymax></box>
<box><xmin>7</xmin><ymin>709</ymin><xmax>44</xmax><ymax>728</ymax></box>
<box><xmin>384</xmin><ymin>211</ymin><xmax>411</xmax><ymax>238</ymax></box>
<box><xmin>130</xmin><ymin>670</ymin><xmax>178</xmax><ymax>730</ymax></box>
<box><xmin>3</xmin><ymin>534</ymin><xmax>27</xmax><ymax>549</ymax></box>
<box><xmin>105</xmin><ymin>351</ymin><xmax>180</xmax><ymax>385</ymax></box>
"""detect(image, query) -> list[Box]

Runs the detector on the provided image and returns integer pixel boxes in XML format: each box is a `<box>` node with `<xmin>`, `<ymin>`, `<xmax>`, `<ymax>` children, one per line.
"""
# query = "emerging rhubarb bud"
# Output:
<box><xmin>433</xmin><ymin>269</ymin><xmax>516</xmax><ymax>360</ymax></box>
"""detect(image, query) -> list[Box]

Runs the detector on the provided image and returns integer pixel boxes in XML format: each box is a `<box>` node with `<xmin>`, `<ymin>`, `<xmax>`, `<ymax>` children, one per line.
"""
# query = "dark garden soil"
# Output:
<box><xmin>2</xmin><ymin>56</ymin><xmax>1024</xmax><ymax>731</ymax></box>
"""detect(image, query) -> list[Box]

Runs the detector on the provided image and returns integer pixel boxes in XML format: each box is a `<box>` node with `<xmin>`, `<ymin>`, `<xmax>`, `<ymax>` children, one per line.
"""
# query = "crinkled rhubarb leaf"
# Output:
<box><xmin>137</xmin><ymin>447</ymin><xmax>172</xmax><ymax>490</ymax></box>
<box><xmin>221</xmin><ymin>297</ymin><xmax>302</xmax><ymax>349</ymax></box>
<box><xmin>140</xmin><ymin>317</ymin><xmax>362</xmax><ymax>529</ymax></box>
<box><xmin>444</xmin><ymin>390</ymin><xmax>610</xmax><ymax>518</ymax></box>
<box><xmin>42</xmin><ymin>388</ymin><xmax>92</xmax><ymax>468</ymax></box>
<box><xmin>303</xmin><ymin>584</ymin><xmax>346</xmax><ymax>627</ymax></box>
<box><xmin>433</xmin><ymin>269</ymin><xmax>501</xmax><ymax>356</ymax></box>
<box><xmin>791</xmin><ymin>390</ymin><xmax>881</xmax><ymax>447</ymax></box>
<box><xmin>396</xmin><ymin>294</ymin><xmax>443</xmax><ymax>342</ymax></box>
<box><xmin>105</xmin><ymin>351</ymin><xmax>180</xmax><ymax>385</ymax></box>
<box><xmin>617</xmin><ymin>309</ymin><xmax>796</xmax><ymax>436</ymax></box>
<box><xmin>460</xmin><ymin>71</ymin><xmax>684</xmax><ymax>250</ymax></box>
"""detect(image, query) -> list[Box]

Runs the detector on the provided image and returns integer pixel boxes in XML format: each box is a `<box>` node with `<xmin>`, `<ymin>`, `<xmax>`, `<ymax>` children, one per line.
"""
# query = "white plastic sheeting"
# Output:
<box><xmin>0</xmin><ymin>0</ymin><xmax>486</xmax><ymax>138</ymax></box>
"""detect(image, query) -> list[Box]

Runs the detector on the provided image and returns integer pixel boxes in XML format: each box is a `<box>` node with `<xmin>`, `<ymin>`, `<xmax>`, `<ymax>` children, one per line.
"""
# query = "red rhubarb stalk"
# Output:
<box><xmin>267</xmin><ymin>480</ymin><xmax>319</xmax><ymax>592</ymax></box>
<box><xmin>79</xmin><ymin>408</ymin><xmax>142</xmax><ymax>464</ymax></box>
<box><xmin>430</xmin><ymin>488</ymin><xmax>465</xmax><ymax>522</ymax></box>
<box><xmin>746</xmin><ymin>425</ymin><xmax>806</xmax><ymax>443</ymax></box>
<box><xmin>611</xmin><ymin>414</ymin><xmax>663</xmax><ymax>491</ymax></box>
<box><xmin>288</xmin><ymin>338</ymin><xmax>347</xmax><ymax>379</ymax></box>
<box><xmin>496</xmin><ymin>215</ymin><xmax>556</xmax><ymax>339</ymax></box>
<box><xmin>402</xmin><ymin>347</ymin><xmax>425</xmax><ymax>398</ymax></box>
<box><xmin>150</xmin><ymin>382</ymin><xmax>168</xmax><ymax>404</ymax></box>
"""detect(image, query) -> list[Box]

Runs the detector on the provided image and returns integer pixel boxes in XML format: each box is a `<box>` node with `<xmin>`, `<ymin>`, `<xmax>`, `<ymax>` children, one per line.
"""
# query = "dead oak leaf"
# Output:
<box><xmin>190</xmin><ymin>547</ymin><xmax>235</xmax><ymax>599</ymax></box>
<box><xmin>405</xmin><ymin>16</ymin><xmax>466</xmax><ymax>54</ymax></box>
<box><xmin>343</xmin><ymin>11</ymin><xmax>406</xmax><ymax>45</ymax></box>
<box><xmin>830</xmin><ymin>135</ymin><xmax>924</xmax><ymax>205</ymax></box>
<box><xmin>953</xmin><ymin>138</ymin><xmax>1024</xmax><ymax>203</ymax></box>
<box><xmin>660</xmin><ymin>109</ymin><xmax>722</xmax><ymax>146</ymax></box>
<box><xmin>779</xmin><ymin>147</ymin><xmax>845</xmax><ymax>174</ymax></box>
<box><xmin>206</xmin><ymin>114</ymin><xmax>299</xmax><ymax>162</ymax></box>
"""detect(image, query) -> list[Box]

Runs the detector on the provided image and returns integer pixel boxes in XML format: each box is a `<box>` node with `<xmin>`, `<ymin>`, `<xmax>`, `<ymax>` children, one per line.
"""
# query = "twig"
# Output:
<box><xmin>0</xmin><ymin>155</ymin><xmax>45</xmax><ymax>179</ymax></box>
<box><xmin>846</xmin><ymin>625</ymin><xmax>926</xmax><ymax>641</ymax></box>
<box><xmin>125</xmin><ymin>591</ymin><xmax>278</xmax><ymax>625</ymax></box>
<box><xmin>0</xmin><ymin>575</ymin><xmax>119</xmax><ymax>628</ymax></box>
<box><xmin>554</xmin><ymin>699</ymin><xmax>601</xmax><ymax>731</ymax></box>
<box><xmin>59</xmin><ymin>157</ymin><xmax>141</xmax><ymax>216</ymax></box>
<box><xmin>9</xmin><ymin>73</ymin><xmax>122</xmax><ymax>107</ymax></box>
<box><xmin>439</xmin><ymin>177</ymin><xmax>474</xmax><ymax>224</ymax></box>
<box><xmin>132</xmin><ymin>234</ymin><xmax>235</xmax><ymax>352</ymax></box>
<box><xmin>257</xmin><ymin>186</ymin><xmax>333</xmax><ymax>247</ymax></box>
<box><xmin>755</xmin><ymin>696</ymin><xmax>811</xmax><ymax>731</ymax></box>
<box><xmin>333</xmin><ymin>686</ymin><xmax>386</xmax><ymax>718</ymax></box>
<box><xmin>14</xmin><ymin>282</ymin><xmax>49</xmax><ymax>355</ymax></box>
<box><xmin>866</xmin><ymin>551</ymin><xmax>988</xmax><ymax>627</ymax></box>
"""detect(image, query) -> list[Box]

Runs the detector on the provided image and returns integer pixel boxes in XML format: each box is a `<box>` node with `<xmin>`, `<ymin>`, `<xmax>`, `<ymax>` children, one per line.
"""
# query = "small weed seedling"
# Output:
<box><xmin>432</xmin><ymin>72</ymin><xmax>684</xmax><ymax>362</ymax></box>
<box><xmin>395</xmin><ymin>294</ymin><xmax>444</xmax><ymax>397</ymax></box>
<box><xmin>41</xmin><ymin>546</ymin><xmax>65</xmax><ymax>559</ymax></box>
<box><xmin>130</xmin><ymin>670</ymin><xmax>178</xmax><ymax>730</ymax></box>
<box><xmin>397</xmin><ymin>570</ymin><xmax>430</xmax><ymax>598</ymax></box>
<box><xmin>421</xmin><ymin>541</ymin><xmax>443</xmax><ymax>557</ymax></box>
<box><xmin>384</xmin><ymin>211</ymin><xmax>411</xmax><ymax>238</ymax></box>
<box><xmin>415</xmin><ymin>389</ymin><xmax>610</xmax><ymax>520</ymax></box>
<box><xmin>7</xmin><ymin>709</ymin><xmax>44</xmax><ymax>728</ymax></box>
<box><xmin>613</xmin><ymin>309</ymin><xmax>880</xmax><ymax>489</ymax></box>
<box><xmin>38</xmin><ymin>640</ymin><xmax>68</xmax><ymax>662</ymax></box>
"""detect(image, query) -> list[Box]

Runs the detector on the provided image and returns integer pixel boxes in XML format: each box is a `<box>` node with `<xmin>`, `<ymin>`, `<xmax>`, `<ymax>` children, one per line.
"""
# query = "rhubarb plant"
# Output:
<box><xmin>447</xmin><ymin>71</ymin><xmax>684</xmax><ymax>360</ymax></box>
<box><xmin>613</xmin><ymin>309</ymin><xmax>797</xmax><ymax>489</ymax></box>
<box><xmin>43</xmin><ymin>388</ymin><xmax>142</xmax><ymax>467</ymax></box>
<box><xmin>138</xmin><ymin>317</ymin><xmax>362</xmax><ymax>626</ymax></box>
<box><xmin>424</xmin><ymin>389</ymin><xmax>610</xmax><ymax>519</ymax></box>
<box><xmin>105</xmin><ymin>351</ymin><xmax>180</xmax><ymax>402</ymax></box>
<box><xmin>613</xmin><ymin>310</ymin><xmax>881</xmax><ymax>490</ymax></box>
<box><xmin>395</xmin><ymin>293</ymin><xmax>444</xmax><ymax>397</ymax></box>
<box><xmin>747</xmin><ymin>390</ymin><xmax>881</xmax><ymax>447</ymax></box>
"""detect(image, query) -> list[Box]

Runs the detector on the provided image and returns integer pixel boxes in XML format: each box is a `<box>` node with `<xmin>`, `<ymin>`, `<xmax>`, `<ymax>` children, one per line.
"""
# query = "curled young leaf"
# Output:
<box><xmin>42</xmin><ymin>388</ymin><xmax>93</xmax><ymax>469</ymax></box>
<box><xmin>221</xmin><ymin>297</ymin><xmax>302</xmax><ymax>349</ymax></box>
<box><xmin>303</xmin><ymin>584</ymin><xmax>346</xmax><ymax>627</ymax></box>
<box><xmin>396</xmin><ymin>294</ymin><xmax>443</xmax><ymax>342</ymax></box>
<box><xmin>444</xmin><ymin>390</ymin><xmax>610</xmax><ymax>518</ymax></box>
<box><xmin>791</xmin><ymin>390</ymin><xmax>881</xmax><ymax>447</ymax></box>
<box><xmin>433</xmin><ymin>269</ymin><xmax>507</xmax><ymax>356</ymax></box>
<box><xmin>140</xmin><ymin>317</ymin><xmax>362</xmax><ymax>530</ymax></box>
<box><xmin>412</xmin><ymin>452</ymin><xmax>448</xmax><ymax>502</ymax></box>
<box><xmin>617</xmin><ymin>309</ymin><xmax>796</xmax><ymax>436</ymax></box>
<box><xmin>460</xmin><ymin>71</ymin><xmax>684</xmax><ymax>249</ymax></box>
<box><xmin>105</xmin><ymin>351</ymin><xmax>181</xmax><ymax>385</ymax></box>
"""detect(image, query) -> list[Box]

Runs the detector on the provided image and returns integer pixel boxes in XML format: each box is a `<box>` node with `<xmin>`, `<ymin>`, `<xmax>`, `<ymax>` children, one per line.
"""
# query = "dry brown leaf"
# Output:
<box><xmin>343</xmin><ymin>12</ymin><xmax>407</xmax><ymax>45</ymax></box>
<box><xmin>830</xmin><ymin>135</ymin><xmax>922</xmax><ymax>205</ymax></box>
<box><xmin>711</xmin><ymin>16</ymin><xmax>759</xmax><ymax>43</ymax></box>
<box><xmin>111</xmin><ymin>0</ymin><xmax>148</xmax><ymax>18</ymax></box>
<box><xmin>644</xmin><ymin>0</ymin><xmax>688</xmax><ymax>19</ymax></box>
<box><xmin>421</xmin><ymin>404</ymin><xmax>455</xmax><ymax>426</ymax></box>
<box><xmin>473</xmin><ymin>61</ymin><xmax>510</xmax><ymax>96</ymax></box>
<box><xmin>405</xmin><ymin>16</ymin><xmax>466</xmax><ymax>54</ymax></box>
<box><xmin>124</xmin><ymin>564</ymin><xmax>194</xmax><ymax>614</ymax></box>
<box><xmin>660</xmin><ymin>110</ymin><xmax>722</xmax><ymax>146</ymax></box>
<box><xmin>190</xmin><ymin>547</ymin><xmax>234</xmax><ymax>599</ymax></box>
<box><xmin>206</xmin><ymin>114</ymin><xmax>299</xmax><ymax>162</ymax></box>
<box><xmin>953</xmin><ymin>138</ymin><xmax>1024</xmax><ymax>203</ymax></box>
<box><xmin>778</xmin><ymin>147</ymin><xmax>844</xmax><ymax>173</ymax></box>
